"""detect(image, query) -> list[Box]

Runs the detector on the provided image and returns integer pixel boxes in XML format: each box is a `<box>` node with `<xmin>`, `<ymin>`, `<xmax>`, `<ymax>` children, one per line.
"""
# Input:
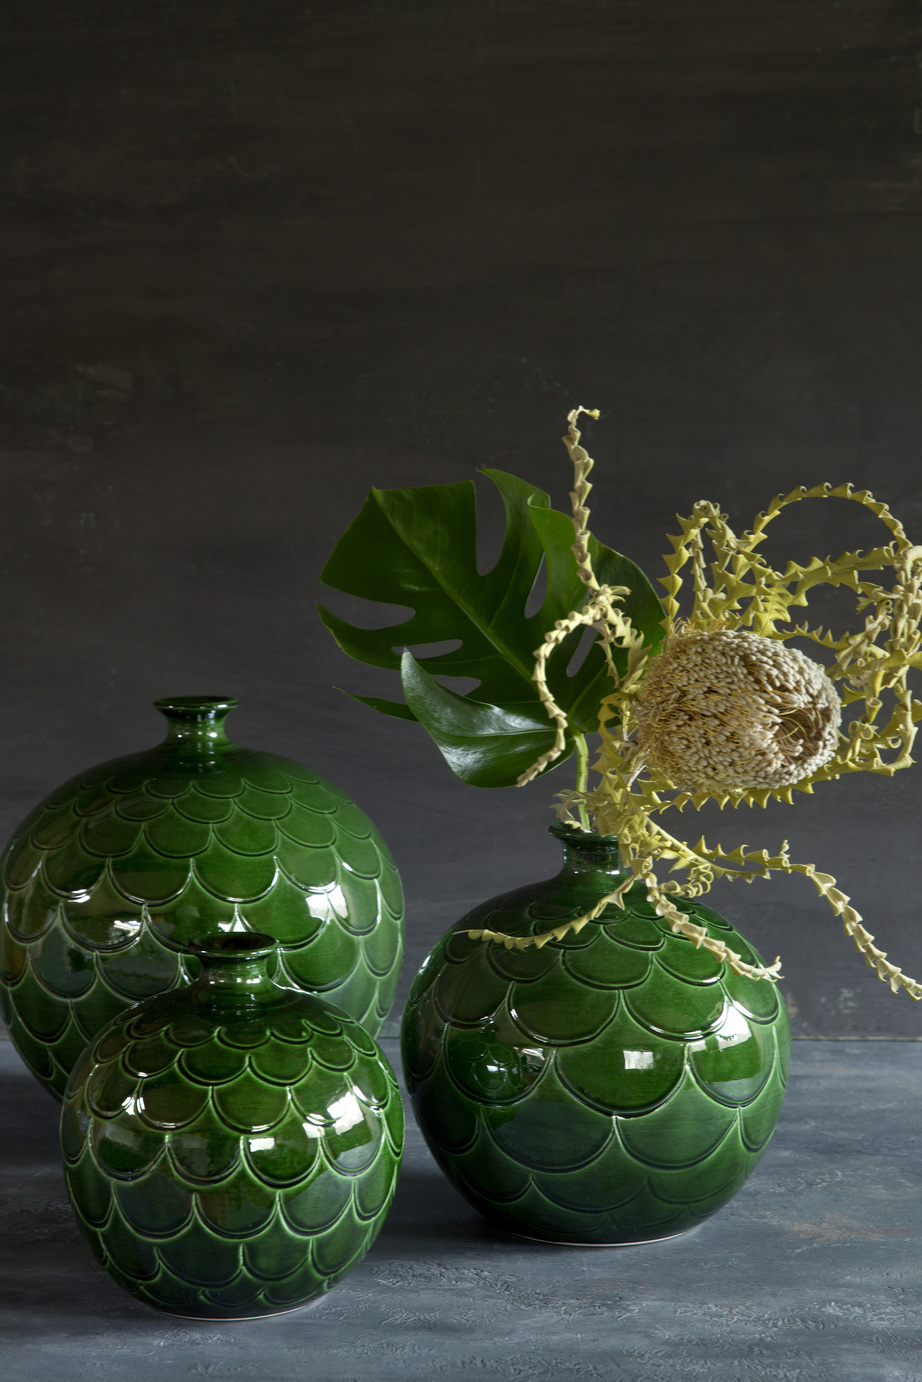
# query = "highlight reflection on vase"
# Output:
<box><xmin>61</xmin><ymin>932</ymin><xmax>404</xmax><ymax>1319</ymax></box>
<box><xmin>402</xmin><ymin>824</ymin><xmax>790</xmax><ymax>1245</ymax></box>
<box><xmin>0</xmin><ymin>696</ymin><xmax>404</xmax><ymax>1100</ymax></box>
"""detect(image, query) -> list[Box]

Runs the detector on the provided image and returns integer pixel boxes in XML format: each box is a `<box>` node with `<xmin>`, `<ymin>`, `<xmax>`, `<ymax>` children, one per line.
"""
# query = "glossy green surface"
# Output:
<box><xmin>401</xmin><ymin>824</ymin><xmax>790</xmax><ymax>1245</ymax></box>
<box><xmin>61</xmin><ymin>933</ymin><xmax>404</xmax><ymax>1319</ymax></box>
<box><xmin>1</xmin><ymin>698</ymin><xmax>404</xmax><ymax>1100</ymax></box>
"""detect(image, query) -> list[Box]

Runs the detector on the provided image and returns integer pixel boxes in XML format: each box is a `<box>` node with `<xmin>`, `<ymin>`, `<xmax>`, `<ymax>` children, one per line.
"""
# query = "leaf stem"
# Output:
<box><xmin>574</xmin><ymin>733</ymin><xmax>591</xmax><ymax>830</ymax></box>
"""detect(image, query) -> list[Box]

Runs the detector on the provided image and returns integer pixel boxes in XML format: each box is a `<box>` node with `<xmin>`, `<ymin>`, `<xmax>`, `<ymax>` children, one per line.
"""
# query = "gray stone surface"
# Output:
<box><xmin>2</xmin><ymin>1037</ymin><xmax>921</xmax><ymax>1381</ymax></box>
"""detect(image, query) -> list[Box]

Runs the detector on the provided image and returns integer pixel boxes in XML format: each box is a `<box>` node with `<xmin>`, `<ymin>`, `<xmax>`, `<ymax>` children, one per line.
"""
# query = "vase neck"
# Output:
<box><xmin>188</xmin><ymin>933</ymin><xmax>281</xmax><ymax>1002</ymax></box>
<box><xmin>549</xmin><ymin>823</ymin><xmax>629</xmax><ymax>887</ymax></box>
<box><xmin>155</xmin><ymin>696</ymin><xmax>237</xmax><ymax>749</ymax></box>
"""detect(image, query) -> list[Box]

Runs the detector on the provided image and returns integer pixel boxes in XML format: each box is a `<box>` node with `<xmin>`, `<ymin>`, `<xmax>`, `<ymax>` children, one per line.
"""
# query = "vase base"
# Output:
<box><xmin>168</xmin><ymin>1310</ymin><xmax>310</xmax><ymax>1322</ymax></box>
<box><xmin>512</xmin><ymin>1227</ymin><xmax>691</xmax><ymax>1248</ymax></box>
<box><xmin>152</xmin><ymin>1297</ymin><xmax>324</xmax><ymax>1322</ymax></box>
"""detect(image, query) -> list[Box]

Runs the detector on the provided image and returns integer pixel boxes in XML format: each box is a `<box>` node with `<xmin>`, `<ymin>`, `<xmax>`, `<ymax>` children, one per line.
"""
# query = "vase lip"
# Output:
<box><xmin>155</xmin><ymin>696</ymin><xmax>239</xmax><ymax>718</ymax></box>
<box><xmin>189</xmin><ymin>931</ymin><xmax>277</xmax><ymax>960</ymax></box>
<box><xmin>549</xmin><ymin>821</ymin><xmax>620</xmax><ymax>850</ymax></box>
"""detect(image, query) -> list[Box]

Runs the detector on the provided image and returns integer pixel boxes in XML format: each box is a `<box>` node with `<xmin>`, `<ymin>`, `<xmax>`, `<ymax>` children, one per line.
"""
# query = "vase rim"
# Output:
<box><xmin>154</xmin><ymin>696</ymin><xmax>239</xmax><ymax>716</ymax></box>
<box><xmin>548</xmin><ymin>821</ymin><xmax>620</xmax><ymax>849</ymax></box>
<box><xmin>189</xmin><ymin>931</ymin><xmax>277</xmax><ymax>960</ymax></box>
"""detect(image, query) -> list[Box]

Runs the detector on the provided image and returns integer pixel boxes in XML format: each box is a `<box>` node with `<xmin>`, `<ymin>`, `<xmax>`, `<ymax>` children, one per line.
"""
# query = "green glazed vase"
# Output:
<box><xmin>61</xmin><ymin>932</ymin><xmax>404</xmax><ymax>1319</ymax></box>
<box><xmin>0</xmin><ymin>697</ymin><xmax>404</xmax><ymax>1100</ymax></box>
<box><xmin>401</xmin><ymin>823</ymin><xmax>790</xmax><ymax>1245</ymax></box>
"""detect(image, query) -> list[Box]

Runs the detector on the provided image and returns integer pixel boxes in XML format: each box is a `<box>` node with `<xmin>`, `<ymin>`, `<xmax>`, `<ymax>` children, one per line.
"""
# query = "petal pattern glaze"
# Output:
<box><xmin>0</xmin><ymin>699</ymin><xmax>404</xmax><ymax>1099</ymax></box>
<box><xmin>61</xmin><ymin>934</ymin><xmax>404</xmax><ymax>1319</ymax></box>
<box><xmin>401</xmin><ymin>824</ymin><xmax>790</xmax><ymax>1245</ymax></box>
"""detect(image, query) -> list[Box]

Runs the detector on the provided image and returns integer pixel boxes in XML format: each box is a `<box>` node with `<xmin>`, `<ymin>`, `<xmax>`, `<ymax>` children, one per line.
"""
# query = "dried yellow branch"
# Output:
<box><xmin>491</xmin><ymin>413</ymin><xmax>922</xmax><ymax>999</ymax></box>
<box><xmin>562</xmin><ymin>406</ymin><xmax>602</xmax><ymax>590</ymax></box>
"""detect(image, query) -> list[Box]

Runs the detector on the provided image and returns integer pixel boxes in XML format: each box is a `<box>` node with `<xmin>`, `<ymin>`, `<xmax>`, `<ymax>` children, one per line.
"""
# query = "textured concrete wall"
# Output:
<box><xmin>2</xmin><ymin>1</ymin><xmax>922</xmax><ymax>1035</ymax></box>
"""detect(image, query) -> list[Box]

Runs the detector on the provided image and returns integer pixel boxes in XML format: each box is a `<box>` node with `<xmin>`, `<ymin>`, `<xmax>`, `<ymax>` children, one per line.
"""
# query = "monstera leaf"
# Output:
<box><xmin>319</xmin><ymin>469</ymin><xmax>664</xmax><ymax>787</ymax></box>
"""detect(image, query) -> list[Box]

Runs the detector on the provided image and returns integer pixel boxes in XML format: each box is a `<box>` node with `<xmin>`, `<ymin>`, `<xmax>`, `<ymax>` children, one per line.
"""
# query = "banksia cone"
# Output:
<box><xmin>634</xmin><ymin>628</ymin><xmax>841</xmax><ymax>791</ymax></box>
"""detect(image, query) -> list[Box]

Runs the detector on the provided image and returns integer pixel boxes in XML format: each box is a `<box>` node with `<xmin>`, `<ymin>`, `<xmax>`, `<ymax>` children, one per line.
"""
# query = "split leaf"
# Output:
<box><xmin>319</xmin><ymin>468</ymin><xmax>663</xmax><ymax>786</ymax></box>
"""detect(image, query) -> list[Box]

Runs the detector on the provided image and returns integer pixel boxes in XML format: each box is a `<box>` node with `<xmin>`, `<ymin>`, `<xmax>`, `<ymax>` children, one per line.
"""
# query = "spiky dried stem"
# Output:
<box><xmin>563</xmin><ymin>406</ymin><xmax>601</xmax><ymax>590</ymax></box>
<box><xmin>499</xmin><ymin>412</ymin><xmax>922</xmax><ymax>999</ymax></box>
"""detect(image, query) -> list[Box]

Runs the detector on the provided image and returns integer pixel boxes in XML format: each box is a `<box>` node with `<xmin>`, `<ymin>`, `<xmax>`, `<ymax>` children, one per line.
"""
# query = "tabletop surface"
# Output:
<box><xmin>2</xmin><ymin>1035</ymin><xmax>921</xmax><ymax>1382</ymax></box>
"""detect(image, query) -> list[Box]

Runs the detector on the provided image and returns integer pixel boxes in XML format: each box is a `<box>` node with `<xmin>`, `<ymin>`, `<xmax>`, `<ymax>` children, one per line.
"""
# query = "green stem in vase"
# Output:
<box><xmin>573</xmin><ymin>732</ymin><xmax>591</xmax><ymax>832</ymax></box>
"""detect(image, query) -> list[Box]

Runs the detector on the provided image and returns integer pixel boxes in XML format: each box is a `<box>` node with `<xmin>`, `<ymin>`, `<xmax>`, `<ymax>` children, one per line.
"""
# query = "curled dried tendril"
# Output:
<box><xmin>468</xmin><ymin>407</ymin><xmax>922</xmax><ymax>998</ymax></box>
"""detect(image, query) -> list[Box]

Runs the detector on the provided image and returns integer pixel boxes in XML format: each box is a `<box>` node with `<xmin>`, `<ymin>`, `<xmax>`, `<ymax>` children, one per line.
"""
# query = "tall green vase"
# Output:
<box><xmin>61</xmin><ymin>932</ymin><xmax>404</xmax><ymax>1319</ymax></box>
<box><xmin>0</xmin><ymin>697</ymin><xmax>404</xmax><ymax>1099</ymax></box>
<box><xmin>401</xmin><ymin>823</ymin><xmax>790</xmax><ymax>1245</ymax></box>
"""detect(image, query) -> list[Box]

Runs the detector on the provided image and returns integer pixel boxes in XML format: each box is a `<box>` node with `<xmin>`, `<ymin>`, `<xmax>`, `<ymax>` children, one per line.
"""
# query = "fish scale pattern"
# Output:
<box><xmin>402</xmin><ymin>827</ymin><xmax>790</xmax><ymax>1245</ymax></box>
<box><xmin>1</xmin><ymin>721</ymin><xmax>404</xmax><ymax>1101</ymax></box>
<box><xmin>61</xmin><ymin>987</ymin><xmax>404</xmax><ymax>1318</ymax></box>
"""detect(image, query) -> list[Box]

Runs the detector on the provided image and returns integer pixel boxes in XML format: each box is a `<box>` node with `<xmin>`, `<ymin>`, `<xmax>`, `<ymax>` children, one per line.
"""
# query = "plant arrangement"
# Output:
<box><xmin>321</xmin><ymin>408</ymin><xmax>922</xmax><ymax>998</ymax></box>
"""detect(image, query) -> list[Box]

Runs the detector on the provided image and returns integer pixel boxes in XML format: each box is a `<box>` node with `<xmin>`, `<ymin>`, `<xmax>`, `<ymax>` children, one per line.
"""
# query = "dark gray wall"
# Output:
<box><xmin>2</xmin><ymin>0</ymin><xmax>921</xmax><ymax>1036</ymax></box>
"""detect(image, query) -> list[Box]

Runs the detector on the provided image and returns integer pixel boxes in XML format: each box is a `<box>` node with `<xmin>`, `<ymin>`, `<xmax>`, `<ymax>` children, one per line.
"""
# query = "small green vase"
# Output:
<box><xmin>61</xmin><ymin>932</ymin><xmax>404</xmax><ymax>1319</ymax></box>
<box><xmin>0</xmin><ymin>697</ymin><xmax>404</xmax><ymax>1100</ymax></box>
<box><xmin>401</xmin><ymin>824</ymin><xmax>790</xmax><ymax>1245</ymax></box>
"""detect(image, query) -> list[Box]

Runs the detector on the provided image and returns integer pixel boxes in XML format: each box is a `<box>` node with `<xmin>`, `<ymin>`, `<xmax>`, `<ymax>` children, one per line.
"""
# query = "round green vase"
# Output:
<box><xmin>401</xmin><ymin>824</ymin><xmax>790</xmax><ymax>1245</ymax></box>
<box><xmin>61</xmin><ymin>932</ymin><xmax>404</xmax><ymax>1319</ymax></box>
<box><xmin>0</xmin><ymin>697</ymin><xmax>404</xmax><ymax>1100</ymax></box>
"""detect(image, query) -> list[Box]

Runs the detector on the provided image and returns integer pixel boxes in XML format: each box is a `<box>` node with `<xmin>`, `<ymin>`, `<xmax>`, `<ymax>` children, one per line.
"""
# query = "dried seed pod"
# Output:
<box><xmin>634</xmin><ymin>628</ymin><xmax>841</xmax><ymax>791</ymax></box>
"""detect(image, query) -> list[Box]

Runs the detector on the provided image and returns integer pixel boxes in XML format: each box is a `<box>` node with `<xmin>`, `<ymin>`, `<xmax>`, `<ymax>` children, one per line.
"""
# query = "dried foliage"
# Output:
<box><xmin>471</xmin><ymin>409</ymin><xmax>922</xmax><ymax>997</ymax></box>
